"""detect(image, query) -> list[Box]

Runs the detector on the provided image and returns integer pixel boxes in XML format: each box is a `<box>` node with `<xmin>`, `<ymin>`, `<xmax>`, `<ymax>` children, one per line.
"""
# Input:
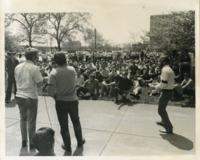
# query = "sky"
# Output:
<box><xmin>89</xmin><ymin>0</ymin><xmax>196</xmax><ymax>44</ymax></box>
<box><xmin>4</xmin><ymin>0</ymin><xmax>196</xmax><ymax>45</ymax></box>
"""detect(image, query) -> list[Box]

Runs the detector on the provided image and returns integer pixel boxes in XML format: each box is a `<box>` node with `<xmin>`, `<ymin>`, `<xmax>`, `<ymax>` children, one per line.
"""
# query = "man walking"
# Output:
<box><xmin>47</xmin><ymin>52</ymin><xmax>85</xmax><ymax>155</ymax></box>
<box><xmin>156</xmin><ymin>56</ymin><xmax>175</xmax><ymax>134</ymax></box>
<box><xmin>15</xmin><ymin>48</ymin><xmax>43</xmax><ymax>150</ymax></box>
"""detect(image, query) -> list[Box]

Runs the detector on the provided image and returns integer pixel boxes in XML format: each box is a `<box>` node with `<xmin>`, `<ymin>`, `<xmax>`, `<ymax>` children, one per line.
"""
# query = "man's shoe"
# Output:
<box><xmin>78</xmin><ymin>139</ymin><xmax>85</xmax><ymax>148</ymax></box>
<box><xmin>73</xmin><ymin>139</ymin><xmax>85</xmax><ymax>156</ymax></box>
<box><xmin>62</xmin><ymin>144</ymin><xmax>72</xmax><ymax>153</ymax></box>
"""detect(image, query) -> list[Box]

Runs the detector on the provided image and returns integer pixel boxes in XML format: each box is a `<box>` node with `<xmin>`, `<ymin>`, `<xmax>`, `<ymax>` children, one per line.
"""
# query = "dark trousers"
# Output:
<box><xmin>158</xmin><ymin>90</ymin><xmax>173</xmax><ymax>131</ymax></box>
<box><xmin>5</xmin><ymin>75</ymin><xmax>17</xmax><ymax>101</ymax></box>
<box><xmin>77</xmin><ymin>87</ymin><xmax>98</xmax><ymax>100</ymax></box>
<box><xmin>16</xmin><ymin>97</ymin><xmax>38</xmax><ymax>145</ymax></box>
<box><xmin>114</xmin><ymin>87</ymin><xmax>129</xmax><ymax>101</ymax></box>
<box><xmin>55</xmin><ymin>100</ymin><xmax>83</xmax><ymax>151</ymax></box>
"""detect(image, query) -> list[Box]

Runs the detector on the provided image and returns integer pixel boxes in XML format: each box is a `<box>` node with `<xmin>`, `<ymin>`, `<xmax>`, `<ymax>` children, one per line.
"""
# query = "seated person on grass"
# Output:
<box><xmin>148</xmin><ymin>77</ymin><xmax>161</xmax><ymax>97</ymax></box>
<box><xmin>174</xmin><ymin>72</ymin><xmax>194</xmax><ymax>99</ymax></box>
<box><xmin>181</xmin><ymin>72</ymin><xmax>194</xmax><ymax>96</ymax></box>
<box><xmin>130</xmin><ymin>78</ymin><xmax>143</xmax><ymax>100</ymax></box>
<box><xmin>77</xmin><ymin>73</ymin><xmax>99</xmax><ymax>100</ymax></box>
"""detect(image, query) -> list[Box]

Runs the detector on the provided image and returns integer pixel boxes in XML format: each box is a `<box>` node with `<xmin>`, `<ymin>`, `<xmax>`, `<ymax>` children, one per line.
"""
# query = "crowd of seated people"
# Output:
<box><xmin>13</xmin><ymin>50</ymin><xmax>195</xmax><ymax>106</ymax></box>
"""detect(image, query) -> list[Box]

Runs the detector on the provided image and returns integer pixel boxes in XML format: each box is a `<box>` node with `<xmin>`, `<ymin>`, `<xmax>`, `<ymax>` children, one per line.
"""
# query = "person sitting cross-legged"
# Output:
<box><xmin>80</xmin><ymin>73</ymin><xmax>99</xmax><ymax>100</ymax></box>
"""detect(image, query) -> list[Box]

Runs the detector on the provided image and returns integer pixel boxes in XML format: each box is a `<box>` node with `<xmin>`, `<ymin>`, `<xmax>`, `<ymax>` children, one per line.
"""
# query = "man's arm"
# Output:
<box><xmin>47</xmin><ymin>74</ymin><xmax>56</xmax><ymax>98</ymax></box>
<box><xmin>33</xmin><ymin>67</ymin><xmax>44</xmax><ymax>87</ymax></box>
<box><xmin>182</xmin><ymin>79</ymin><xmax>192</xmax><ymax>89</ymax></box>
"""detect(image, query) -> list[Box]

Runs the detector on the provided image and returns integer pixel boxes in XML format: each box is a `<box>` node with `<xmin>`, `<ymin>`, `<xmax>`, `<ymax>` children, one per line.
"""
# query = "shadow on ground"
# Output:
<box><xmin>118</xmin><ymin>101</ymin><xmax>138</xmax><ymax>110</ymax></box>
<box><xmin>160</xmin><ymin>133</ymin><xmax>193</xmax><ymax>150</ymax></box>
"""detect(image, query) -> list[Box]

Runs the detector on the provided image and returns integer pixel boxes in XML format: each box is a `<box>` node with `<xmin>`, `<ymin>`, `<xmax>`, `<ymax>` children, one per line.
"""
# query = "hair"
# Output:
<box><xmin>25</xmin><ymin>49</ymin><xmax>38</xmax><ymax>61</ymax></box>
<box><xmin>53</xmin><ymin>53</ymin><xmax>66</xmax><ymax>66</ymax></box>
<box><xmin>160</xmin><ymin>56</ymin><xmax>170</xmax><ymax>66</ymax></box>
<box><xmin>32</xmin><ymin>127</ymin><xmax>55</xmax><ymax>154</ymax></box>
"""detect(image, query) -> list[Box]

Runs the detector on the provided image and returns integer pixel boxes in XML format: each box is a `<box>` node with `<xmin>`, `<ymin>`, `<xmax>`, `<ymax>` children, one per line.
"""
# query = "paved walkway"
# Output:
<box><xmin>5</xmin><ymin>96</ymin><xmax>195</xmax><ymax>156</ymax></box>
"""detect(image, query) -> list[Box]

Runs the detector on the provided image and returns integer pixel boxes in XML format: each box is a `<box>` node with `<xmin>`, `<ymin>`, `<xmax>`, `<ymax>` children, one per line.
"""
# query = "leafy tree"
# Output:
<box><xmin>5</xmin><ymin>31</ymin><xmax>19</xmax><ymax>51</ymax></box>
<box><xmin>44</xmin><ymin>12</ymin><xmax>91</xmax><ymax>51</ymax></box>
<box><xmin>6</xmin><ymin>13</ymin><xmax>46</xmax><ymax>47</ymax></box>
<box><xmin>149</xmin><ymin>11</ymin><xmax>195</xmax><ymax>54</ymax></box>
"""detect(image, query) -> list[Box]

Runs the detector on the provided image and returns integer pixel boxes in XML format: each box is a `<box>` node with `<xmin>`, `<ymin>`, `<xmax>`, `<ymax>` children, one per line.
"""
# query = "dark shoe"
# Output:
<box><xmin>73</xmin><ymin>139</ymin><xmax>85</xmax><ymax>156</ymax></box>
<box><xmin>73</xmin><ymin>146</ymin><xmax>84</xmax><ymax>156</ymax></box>
<box><xmin>22</xmin><ymin>140</ymin><xmax>27</xmax><ymax>148</ymax></box>
<box><xmin>78</xmin><ymin>139</ymin><xmax>85</xmax><ymax>148</ymax></box>
<box><xmin>62</xmin><ymin>144</ymin><xmax>72</xmax><ymax>153</ymax></box>
<box><xmin>156</xmin><ymin>121</ymin><xmax>165</xmax><ymax>127</ymax></box>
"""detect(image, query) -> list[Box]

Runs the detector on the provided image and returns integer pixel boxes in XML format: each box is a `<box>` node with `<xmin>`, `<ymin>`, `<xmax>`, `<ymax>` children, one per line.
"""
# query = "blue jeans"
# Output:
<box><xmin>16</xmin><ymin>97</ymin><xmax>38</xmax><ymax>145</ymax></box>
<box><xmin>55</xmin><ymin>100</ymin><xmax>83</xmax><ymax>151</ymax></box>
<box><xmin>158</xmin><ymin>90</ymin><xmax>173</xmax><ymax>131</ymax></box>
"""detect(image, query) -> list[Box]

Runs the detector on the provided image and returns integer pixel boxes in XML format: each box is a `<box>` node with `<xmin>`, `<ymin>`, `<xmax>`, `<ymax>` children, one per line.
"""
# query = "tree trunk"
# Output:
<box><xmin>57</xmin><ymin>40</ymin><xmax>61</xmax><ymax>51</ymax></box>
<box><xmin>28</xmin><ymin>32</ymin><xmax>32</xmax><ymax>47</ymax></box>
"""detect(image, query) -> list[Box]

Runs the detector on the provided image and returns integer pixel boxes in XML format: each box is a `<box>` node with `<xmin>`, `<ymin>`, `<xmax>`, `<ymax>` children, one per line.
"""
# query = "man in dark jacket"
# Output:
<box><xmin>5</xmin><ymin>51</ymin><xmax>19</xmax><ymax>103</ymax></box>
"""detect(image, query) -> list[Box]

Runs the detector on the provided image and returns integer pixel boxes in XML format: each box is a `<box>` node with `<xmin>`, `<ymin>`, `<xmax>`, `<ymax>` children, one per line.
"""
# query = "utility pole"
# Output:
<box><xmin>94</xmin><ymin>28</ymin><xmax>97</xmax><ymax>50</ymax></box>
<box><xmin>93</xmin><ymin>28</ymin><xmax>97</xmax><ymax>62</ymax></box>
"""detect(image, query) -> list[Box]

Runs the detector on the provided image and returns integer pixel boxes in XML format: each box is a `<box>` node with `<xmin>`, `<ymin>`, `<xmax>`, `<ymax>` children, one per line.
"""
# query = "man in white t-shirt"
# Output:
<box><xmin>156</xmin><ymin>56</ymin><xmax>175</xmax><ymax>134</ymax></box>
<box><xmin>15</xmin><ymin>48</ymin><xmax>43</xmax><ymax>150</ymax></box>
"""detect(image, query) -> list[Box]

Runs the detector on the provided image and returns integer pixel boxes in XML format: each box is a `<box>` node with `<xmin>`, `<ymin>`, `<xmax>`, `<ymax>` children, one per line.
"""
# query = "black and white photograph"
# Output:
<box><xmin>1</xmin><ymin>0</ymin><xmax>199</xmax><ymax>158</ymax></box>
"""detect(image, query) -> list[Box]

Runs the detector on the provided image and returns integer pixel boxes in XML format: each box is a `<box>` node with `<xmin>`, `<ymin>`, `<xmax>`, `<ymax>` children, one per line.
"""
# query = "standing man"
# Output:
<box><xmin>5</xmin><ymin>51</ymin><xmax>19</xmax><ymax>103</ymax></box>
<box><xmin>47</xmin><ymin>52</ymin><xmax>85</xmax><ymax>155</ymax></box>
<box><xmin>15</xmin><ymin>48</ymin><xmax>43</xmax><ymax>149</ymax></box>
<box><xmin>156</xmin><ymin>56</ymin><xmax>175</xmax><ymax>134</ymax></box>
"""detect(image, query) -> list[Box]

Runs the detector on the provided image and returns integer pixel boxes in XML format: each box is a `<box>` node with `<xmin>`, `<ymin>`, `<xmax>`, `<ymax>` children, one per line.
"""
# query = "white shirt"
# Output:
<box><xmin>15</xmin><ymin>60</ymin><xmax>43</xmax><ymax>99</ymax></box>
<box><xmin>160</xmin><ymin>65</ymin><xmax>175</xmax><ymax>90</ymax></box>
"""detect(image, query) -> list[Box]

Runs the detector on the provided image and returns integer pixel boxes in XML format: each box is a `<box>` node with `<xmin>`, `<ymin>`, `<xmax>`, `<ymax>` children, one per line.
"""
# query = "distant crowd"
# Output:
<box><xmin>5</xmin><ymin>50</ymin><xmax>195</xmax><ymax>106</ymax></box>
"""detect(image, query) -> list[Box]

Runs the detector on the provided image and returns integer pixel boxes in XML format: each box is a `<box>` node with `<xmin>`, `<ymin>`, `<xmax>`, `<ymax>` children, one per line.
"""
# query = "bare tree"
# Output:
<box><xmin>6</xmin><ymin>13</ymin><xmax>46</xmax><ymax>47</ymax></box>
<box><xmin>45</xmin><ymin>12</ymin><xmax>91</xmax><ymax>51</ymax></box>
